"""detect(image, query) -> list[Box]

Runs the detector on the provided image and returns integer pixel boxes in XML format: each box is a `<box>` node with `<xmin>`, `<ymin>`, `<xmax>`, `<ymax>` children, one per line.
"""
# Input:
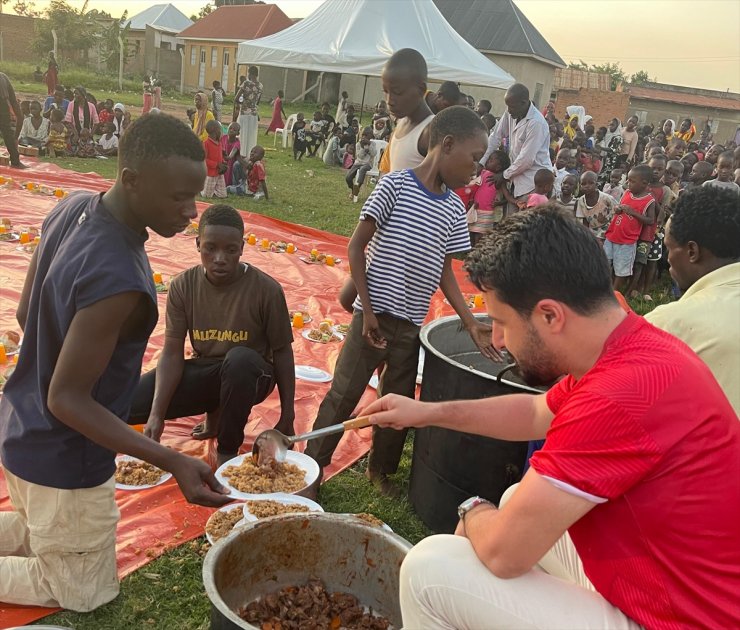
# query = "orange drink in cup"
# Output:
<box><xmin>247</xmin><ymin>233</ymin><xmax>256</xmax><ymax>245</ymax></box>
<box><xmin>325</xmin><ymin>255</ymin><xmax>335</xmax><ymax>266</ymax></box>
<box><xmin>473</xmin><ymin>294</ymin><xmax>484</xmax><ymax>308</ymax></box>
<box><xmin>130</xmin><ymin>424</ymin><xmax>146</xmax><ymax>433</ymax></box>
<box><xmin>19</xmin><ymin>232</ymin><xmax>30</xmax><ymax>244</ymax></box>
<box><xmin>292</xmin><ymin>312</ymin><xmax>304</xmax><ymax>329</ymax></box>
<box><xmin>0</xmin><ymin>225</ymin><xmax>6</xmax><ymax>235</ymax></box>
<box><xmin>0</xmin><ymin>343</ymin><xmax>7</xmax><ymax>365</ymax></box>
<box><xmin>261</xmin><ymin>238</ymin><xmax>269</xmax><ymax>249</ymax></box>
<box><xmin>286</xmin><ymin>243</ymin><xmax>295</xmax><ymax>254</ymax></box>
<box><xmin>153</xmin><ymin>272</ymin><xmax>163</xmax><ymax>284</ymax></box>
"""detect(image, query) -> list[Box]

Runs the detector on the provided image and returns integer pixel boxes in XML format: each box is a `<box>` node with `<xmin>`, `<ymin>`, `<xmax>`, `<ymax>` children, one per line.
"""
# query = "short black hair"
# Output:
<box><xmin>670</xmin><ymin>187</ymin><xmax>740</xmax><ymax>258</ymax></box>
<box><xmin>199</xmin><ymin>204</ymin><xmax>244</xmax><ymax>236</ymax></box>
<box><xmin>488</xmin><ymin>149</ymin><xmax>510</xmax><ymax>170</ymax></box>
<box><xmin>428</xmin><ymin>105</ymin><xmax>486</xmax><ymax>149</ymax></box>
<box><xmin>384</xmin><ymin>48</ymin><xmax>427</xmax><ymax>81</ymax></box>
<box><xmin>534</xmin><ymin>168</ymin><xmax>554</xmax><ymax>185</ymax></box>
<box><xmin>464</xmin><ymin>205</ymin><xmax>615</xmax><ymax>316</ymax></box>
<box><xmin>119</xmin><ymin>113</ymin><xmax>205</xmax><ymax>172</ymax></box>
<box><xmin>717</xmin><ymin>150</ymin><xmax>734</xmax><ymax>163</ymax></box>
<box><xmin>630</xmin><ymin>164</ymin><xmax>652</xmax><ymax>182</ymax></box>
<box><xmin>648</xmin><ymin>153</ymin><xmax>668</xmax><ymax>164</ymax></box>
<box><xmin>464</xmin><ymin>203</ymin><xmax>616</xmax><ymax>317</ymax></box>
<box><xmin>477</xmin><ymin>99</ymin><xmax>492</xmax><ymax>113</ymax></box>
<box><xmin>438</xmin><ymin>80</ymin><xmax>461</xmax><ymax>103</ymax></box>
<box><xmin>248</xmin><ymin>65</ymin><xmax>258</xmax><ymax>77</ymax></box>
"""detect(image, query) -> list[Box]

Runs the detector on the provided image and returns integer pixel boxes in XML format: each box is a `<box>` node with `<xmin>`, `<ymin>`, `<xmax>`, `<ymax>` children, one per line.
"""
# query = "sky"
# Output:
<box><xmin>8</xmin><ymin>0</ymin><xmax>740</xmax><ymax>92</ymax></box>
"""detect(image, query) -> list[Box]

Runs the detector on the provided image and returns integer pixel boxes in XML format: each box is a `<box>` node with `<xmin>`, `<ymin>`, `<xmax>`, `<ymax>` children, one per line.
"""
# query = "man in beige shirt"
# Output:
<box><xmin>645</xmin><ymin>186</ymin><xmax>740</xmax><ymax>416</ymax></box>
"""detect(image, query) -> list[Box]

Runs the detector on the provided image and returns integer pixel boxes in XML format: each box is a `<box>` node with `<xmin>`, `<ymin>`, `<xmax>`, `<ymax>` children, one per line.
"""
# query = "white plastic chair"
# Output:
<box><xmin>354</xmin><ymin>139</ymin><xmax>388</xmax><ymax>189</ymax></box>
<box><xmin>274</xmin><ymin>113</ymin><xmax>297</xmax><ymax>149</ymax></box>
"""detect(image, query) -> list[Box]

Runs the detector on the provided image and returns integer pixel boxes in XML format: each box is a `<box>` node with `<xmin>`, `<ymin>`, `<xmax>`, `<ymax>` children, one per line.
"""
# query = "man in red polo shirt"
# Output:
<box><xmin>361</xmin><ymin>206</ymin><xmax>740</xmax><ymax>629</ymax></box>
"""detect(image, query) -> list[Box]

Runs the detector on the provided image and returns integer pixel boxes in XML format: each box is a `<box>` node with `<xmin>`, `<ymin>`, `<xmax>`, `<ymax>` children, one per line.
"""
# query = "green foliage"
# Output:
<box><xmin>567</xmin><ymin>60</ymin><xmax>628</xmax><ymax>91</ymax></box>
<box><xmin>189</xmin><ymin>3</ymin><xmax>213</xmax><ymax>21</ymax></box>
<box><xmin>629</xmin><ymin>70</ymin><xmax>654</xmax><ymax>85</ymax></box>
<box><xmin>12</xmin><ymin>0</ymin><xmax>40</xmax><ymax>17</ymax></box>
<box><xmin>32</xmin><ymin>0</ymin><xmax>102</xmax><ymax>62</ymax></box>
<box><xmin>98</xmin><ymin>13</ymin><xmax>135</xmax><ymax>73</ymax></box>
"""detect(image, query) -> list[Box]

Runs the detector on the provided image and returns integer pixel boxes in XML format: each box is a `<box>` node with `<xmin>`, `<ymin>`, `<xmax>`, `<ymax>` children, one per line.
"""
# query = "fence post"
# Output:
<box><xmin>51</xmin><ymin>29</ymin><xmax>57</xmax><ymax>57</ymax></box>
<box><xmin>118</xmin><ymin>36</ymin><xmax>124</xmax><ymax>91</ymax></box>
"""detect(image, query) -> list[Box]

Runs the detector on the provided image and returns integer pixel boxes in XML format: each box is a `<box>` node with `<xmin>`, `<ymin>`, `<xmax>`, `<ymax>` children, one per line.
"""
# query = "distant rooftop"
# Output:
<box><xmin>434</xmin><ymin>0</ymin><xmax>565</xmax><ymax>68</ymax></box>
<box><xmin>627</xmin><ymin>83</ymin><xmax>740</xmax><ymax>112</ymax></box>
<box><xmin>124</xmin><ymin>4</ymin><xmax>193</xmax><ymax>34</ymax></box>
<box><xmin>178</xmin><ymin>4</ymin><xmax>293</xmax><ymax>41</ymax></box>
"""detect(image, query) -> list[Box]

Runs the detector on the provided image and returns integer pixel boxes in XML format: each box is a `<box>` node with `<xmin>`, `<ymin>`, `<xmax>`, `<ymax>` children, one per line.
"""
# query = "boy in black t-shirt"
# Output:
<box><xmin>0</xmin><ymin>114</ymin><xmax>231</xmax><ymax>612</ymax></box>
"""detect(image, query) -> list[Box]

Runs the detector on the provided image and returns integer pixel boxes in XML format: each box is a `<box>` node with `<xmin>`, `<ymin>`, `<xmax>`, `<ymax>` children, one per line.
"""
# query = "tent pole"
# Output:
<box><xmin>360</xmin><ymin>75</ymin><xmax>368</xmax><ymax>125</ymax></box>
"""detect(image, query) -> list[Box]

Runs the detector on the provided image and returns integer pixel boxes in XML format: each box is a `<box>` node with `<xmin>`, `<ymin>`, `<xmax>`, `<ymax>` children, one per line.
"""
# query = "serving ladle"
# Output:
<box><xmin>252</xmin><ymin>416</ymin><xmax>371</xmax><ymax>465</ymax></box>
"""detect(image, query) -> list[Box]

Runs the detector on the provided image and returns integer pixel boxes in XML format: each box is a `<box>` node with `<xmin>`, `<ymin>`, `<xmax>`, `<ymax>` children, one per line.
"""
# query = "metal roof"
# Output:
<box><xmin>433</xmin><ymin>0</ymin><xmax>565</xmax><ymax>68</ymax></box>
<box><xmin>124</xmin><ymin>4</ymin><xmax>193</xmax><ymax>34</ymax></box>
<box><xmin>178</xmin><ymin>4</ymin><xmax>293</xmax><ymax>41</ymax></box>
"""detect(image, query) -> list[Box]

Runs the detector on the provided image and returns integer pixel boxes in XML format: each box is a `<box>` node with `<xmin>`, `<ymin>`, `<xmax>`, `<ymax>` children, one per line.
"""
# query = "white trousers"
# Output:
<box><xmin>399</xmin><ymin>484</ymin><xmax>642</xmax><ymax>630</ymax></box>
<box><xmin>239</xmin><ymin>113</ymin><xmax>258</xmax><ymax>158</ymax></box>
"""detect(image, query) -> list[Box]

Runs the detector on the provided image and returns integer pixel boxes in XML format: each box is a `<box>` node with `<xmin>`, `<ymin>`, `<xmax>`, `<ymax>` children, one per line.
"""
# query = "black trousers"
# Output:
<box><xmin>0</xmin><ymin>106</ymin><xmax>21</xmax><ymax>166</ymax></box>
<box><xmin>130</xmin><ymin>347</ymin><xmax>275</xmax><ymax>455</ymax></box>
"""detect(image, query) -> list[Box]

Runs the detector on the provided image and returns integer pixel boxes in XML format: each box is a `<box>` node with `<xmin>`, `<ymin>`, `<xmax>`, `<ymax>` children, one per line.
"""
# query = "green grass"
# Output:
<box><xmin>22</xmin><ymin>144</ymin><xmax>673</xmax><ymax>628</ymax></box>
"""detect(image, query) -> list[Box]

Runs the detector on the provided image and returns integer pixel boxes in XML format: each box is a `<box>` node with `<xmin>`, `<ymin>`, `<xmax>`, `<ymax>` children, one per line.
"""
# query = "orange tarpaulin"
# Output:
<box><xmin>0</xmin><ymin>161</ymin><xmax>480</xmax><ymax>627</ymax></box>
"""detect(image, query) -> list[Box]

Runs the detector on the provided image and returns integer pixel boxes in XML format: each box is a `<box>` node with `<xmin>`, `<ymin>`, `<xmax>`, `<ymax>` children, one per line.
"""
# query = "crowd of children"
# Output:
<box><xmin>16</xmin><ymin>87</ymin><xmax>129</xmax><ymax>158</ymax></box>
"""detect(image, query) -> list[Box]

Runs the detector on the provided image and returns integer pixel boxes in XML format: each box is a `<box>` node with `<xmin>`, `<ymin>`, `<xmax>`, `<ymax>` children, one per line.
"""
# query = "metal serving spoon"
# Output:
<box><xmin>253</xmin><ymin>416</ymin><xmax>371</xmax><ymax>465</ymax></box>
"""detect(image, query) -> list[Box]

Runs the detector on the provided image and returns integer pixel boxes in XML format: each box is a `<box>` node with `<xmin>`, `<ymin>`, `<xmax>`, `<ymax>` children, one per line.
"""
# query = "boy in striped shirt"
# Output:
<box><xmin>306</xmin><ymin>107</ymin><xmax>496</xmax><ymax>496</ymax></box>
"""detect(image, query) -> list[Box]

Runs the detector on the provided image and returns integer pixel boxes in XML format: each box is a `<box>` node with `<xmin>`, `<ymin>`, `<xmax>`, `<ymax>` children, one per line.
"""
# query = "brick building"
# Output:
<box><xmin>0</xmin><ymin>13</ymin><xmax>42</xmax><ymax>64</ymax></box>
<box><xmin>554</xmin><ymin>88</ymin><xmax>631</xmax><ymax>128</ymax></box>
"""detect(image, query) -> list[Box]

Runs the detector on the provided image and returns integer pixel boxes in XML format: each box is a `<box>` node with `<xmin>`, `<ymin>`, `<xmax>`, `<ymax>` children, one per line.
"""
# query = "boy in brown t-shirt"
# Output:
<box><xmin>130</xmin><ymin>204</ymin><xmax>295</xmax><ymax>464</ymax></box>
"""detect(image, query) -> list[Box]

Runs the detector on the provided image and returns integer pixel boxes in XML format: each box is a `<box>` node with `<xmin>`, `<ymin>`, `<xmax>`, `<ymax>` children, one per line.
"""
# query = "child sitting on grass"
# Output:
<box><xmin>305</xmin><ymin>106</ymin><xmax>496</xmax><ymax>497</ymax></box>
<box><xmin>227</xmin><ymin>145</ymin><xmax>268</xmax><ymax>200</ymax></box>
<box><xmin>524</xmin><ymin>169</ymin><xmax>555</xmax><ymax>208</ymax></box>
<box><xmin>74</xmin><ymin>128</ymin><xmax>97</xmax><ymax>158</ymax></box>
<box><xmin>96</xmin><ymin>122</ymin><xmax>119</xmax><ymax>157</ymax></box>
<box><xmin>46</xmin><ymin>108</ymin><xmax>68</xmax><ymax>157</ymax></box>
<box><xmin>468</xmin><ymin>149</ymin><xmax>512</xmax><ymax>245</ymax></box>
<box><xmin>604</xmin><ymin>164</ymin><xmax>656</xmax><ymax>292</ymax></box>
<box><xmin>201</xmin><ymin>119</ymin><xmax>227</xmax><ymax>198</ymax></box>
<box><xmin>292</xmin><ymin>113</ymin><xmax>306</xmax><ymax>161</ymax></box>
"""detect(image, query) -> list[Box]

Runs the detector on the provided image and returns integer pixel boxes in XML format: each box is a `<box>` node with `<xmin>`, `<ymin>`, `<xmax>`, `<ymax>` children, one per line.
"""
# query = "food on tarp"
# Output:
<box><xmin>310</xmin><ymin>251</ymin><xmax>327</xmax><ymax>263</ymax></box>
<box><xmin>115</xmin><ymin>459</ymin><xmax>165</xmax><ymax>486</ymax></box>
<box><xmin>184</xmin><ymin>222</ymin><xmax>199</xmax><ymax>236</ymax></box>
<box><xmin>354</xmin><ymin>513</ymin><xmax>385</xmax><ymax>527</ymax></box>
<box><xmin>1</xmin><ymin>331</ymin><xmax>20</xmax><ymax>354</ymax></box>
<box><xmin>246</xmin><ymin>499</ymin><xmax>310</xmax><ymax>519</ymax></box>
<box><xmin>21</xmin><ymin>241</ymin><xmax>38</xmax><ymax>254</ymax></box>
<box><xmin>0</xmin><ymin>231</ymin><xmax>18</xmax><ymax>242</ymax></box>
<box><xmin>205</xmin><ymin>507</ymin><xmax>245</xmax><ymax>542</ymax></box>
<box><xmin>319</xmin><ymin>319</ymin><xmax>333</xmax><ymax>332</ymax></box>
<box><xmin>288</xmin><ymin>309</ymin><xmax>312</xmax><ymax>324</ymax></box>
<box><xmin>154</xmin><ymin>282</ymin><xmax>168</xmax><ymax>293</ymax></box>
<box><xmin>239</xmin><ymin>577</ymin><xmax>392</xmax><ymax>629</ymax></box>
<box><xmin>222</xmin><ymin>458</ymin><xmax>306</xmax><ymax>494</ymax></box>
<box><xmin>334</xmin><ymin>323</ymin><xmax>351</xmax><ymax>335</ymax></box>
<box><xmin>307</xmin><ymin>328</ymin><xmax>341</xmax><ymax>343</ymax></box>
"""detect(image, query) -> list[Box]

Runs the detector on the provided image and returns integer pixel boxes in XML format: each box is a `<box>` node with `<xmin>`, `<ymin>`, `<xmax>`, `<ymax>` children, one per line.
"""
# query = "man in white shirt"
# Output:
<box><xmin>481</xmin><ymin>84</ymin><xmax>551</xmax><ymax>211</ymax></box>
<box><xmin>644</xmin><ymin>186</ymin><xmax>740</xmax><ymax>416</ymax></box>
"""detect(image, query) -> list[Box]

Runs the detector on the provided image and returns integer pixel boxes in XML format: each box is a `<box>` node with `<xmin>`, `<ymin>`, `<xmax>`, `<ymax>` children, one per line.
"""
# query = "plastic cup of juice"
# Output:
<box><xmin>261</xmin><ymin>238</ymin><xmax>269</xmax><ymax>249</ymax></box>
<box><xmin>292</xmin><ymin>312</ymin><xmax>304</xmax><ymax>329</ymax></box>
<box><xmin>247</xmin><ymin>233</ymin><xmax>256</xmax><ymax>245</ymax></box>
<box><xmin>153</xmin><ymin>272</ymin><xmax>163</xmax><ymax>284</ymax></box>
<box><xmin>286</xmin><ymin>243</ymin><xmax>295</xmax><ymax>254</ymax></box>
<box><xmin>325</xmin><ymin>255</ymin><xmax>335</xmax><ymax>266</ymax></box>
<box><xmin>19</xmin><ymin>232</ymin><xmax>30</xmax><ymax>244</ymax></box>
<box><xmin>0</xmin><ymin>225</ymin><xmax>6</xmax><ymax>235</ymax></box>
<box><xmin>473</xmin><ymin>294</ymin><xmax>484</xmax><ymax>308</ymax></box>
<box><xmin>0</xmin><ymin>343</ymin><xmax>7</xmax><ymax>365</ymax></box>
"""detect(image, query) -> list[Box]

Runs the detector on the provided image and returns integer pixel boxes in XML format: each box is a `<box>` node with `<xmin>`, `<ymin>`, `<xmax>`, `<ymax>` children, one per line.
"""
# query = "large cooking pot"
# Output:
<box><xmin>203</xmin><ymin>512</ymin><xmax>412</xmax><ymax>629</ymax></box>
<box><xmin>409</xmin><ymin>314</ymin><xmax>550</xmax><ymax>533</ymax></box>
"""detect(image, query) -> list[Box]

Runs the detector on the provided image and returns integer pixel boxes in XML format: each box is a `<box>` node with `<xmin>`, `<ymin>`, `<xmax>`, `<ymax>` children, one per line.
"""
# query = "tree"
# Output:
<box><xmin>33</xmin><ymin>0</ymin><xmax>102</xmax><ymax>63</ymax></box>
<box><xmin>629</xmin><ymin>70</ymin><xmax>654</xmax><ymax>85</ymax></box>
<box><xmin>12</xmin><ymin>0</ymin><xmax>41</xmax><ymax>16</ymax></box>
<box><xmin>190</xmin><ymin>3</ymin><xmax>213</xmax><ymax>21</ymax></box>
<box><xmin>98</xmin><ymin>11</ymin><xmax>134</xmax><ymax>72</ymax></box>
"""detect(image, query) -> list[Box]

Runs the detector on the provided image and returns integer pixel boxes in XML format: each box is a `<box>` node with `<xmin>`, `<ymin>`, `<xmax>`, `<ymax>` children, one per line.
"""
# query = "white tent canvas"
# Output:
<box><xmin>237</xmin><ymin>0</ymin><xmax>515</xmax><ymax>89</ymax></box>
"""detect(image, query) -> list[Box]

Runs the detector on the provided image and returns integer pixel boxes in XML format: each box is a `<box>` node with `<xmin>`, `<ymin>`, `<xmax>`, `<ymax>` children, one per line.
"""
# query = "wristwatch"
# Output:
<box><xmin>457</xmin><ymin>496</ymin><xmax>493</xmax><ymax>521</ymax></box>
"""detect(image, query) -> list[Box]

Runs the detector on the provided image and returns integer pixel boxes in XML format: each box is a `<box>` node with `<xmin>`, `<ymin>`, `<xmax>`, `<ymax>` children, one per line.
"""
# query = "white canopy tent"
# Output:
<box><xmin>237</xmin><ymin>0</ymin><xmax>515</xmax><ymax>91</ymax></box>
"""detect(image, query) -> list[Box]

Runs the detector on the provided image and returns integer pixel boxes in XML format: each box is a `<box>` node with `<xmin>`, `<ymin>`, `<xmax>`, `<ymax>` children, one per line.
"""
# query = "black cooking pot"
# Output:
<box><xmin>409</xmin><ymin>314</ymin><xmax>550</xmax><ymax>533</ymax></box>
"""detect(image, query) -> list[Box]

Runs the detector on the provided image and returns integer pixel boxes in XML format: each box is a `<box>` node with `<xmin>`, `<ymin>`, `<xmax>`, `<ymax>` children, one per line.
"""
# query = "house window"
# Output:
<box><xmin>223</xmin><ymin>50</ymin><xmax>230</xmax><ymax>67</ymax></box>
<box><xmin>190</xmin><ymin>46</ymin><xmax>197</xmax><ymax>65</ymax></box>
<box><xmin>211</xmin><ymin>47</ymin><xmax>218</xmax><ymax>68</ymax></box>
<box><xmin>533</xmin><ymin>82</ymin><xmax>544</xmax><ymax>108</ymax></box>
<box><xmin>708</xmin><ymin>119</ymin><xmax>720</xmax><ymax>134</ymax></box>
<box><xmin>200</xmin><ymin>48</ymin><xmax>206</xmax><ymax>64</ymax></box>
<box><xmin>634</xmin><ymin>110</ymin><xmax>648</xmax><ymax>124</ymax></box>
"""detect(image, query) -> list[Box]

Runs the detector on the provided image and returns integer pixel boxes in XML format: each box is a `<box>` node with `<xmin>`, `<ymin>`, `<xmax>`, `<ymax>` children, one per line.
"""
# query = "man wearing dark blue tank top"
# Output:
<box><xmin>0</xmin><ymin>114</ymin><xmax>231</xmax><ymax>612</ymax></box>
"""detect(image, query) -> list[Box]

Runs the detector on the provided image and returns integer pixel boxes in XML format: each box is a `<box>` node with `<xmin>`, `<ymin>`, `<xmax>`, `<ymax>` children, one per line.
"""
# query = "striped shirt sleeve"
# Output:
<box><xmin>360</xmin><ymin>174</ymin><xmax>398</xmax><ymax>227</ymax></box>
